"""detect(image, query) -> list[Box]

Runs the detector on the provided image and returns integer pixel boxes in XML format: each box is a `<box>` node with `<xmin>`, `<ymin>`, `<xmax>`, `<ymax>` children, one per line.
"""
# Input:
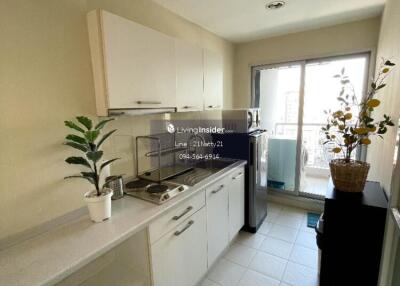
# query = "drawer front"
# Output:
<box><xmin>149</xmin><ymin>190</ymin><xmax>205</xmax><ymax>244</ymax></box>
<box><xmin>206</xmin><ymin>178</ymin><xmax>229</xmax><ymax>197</ymax></box>
<box><xmin>151</xmin><ymin>207</ymin><xmax>207</xmax><ymax>286</ymax></box>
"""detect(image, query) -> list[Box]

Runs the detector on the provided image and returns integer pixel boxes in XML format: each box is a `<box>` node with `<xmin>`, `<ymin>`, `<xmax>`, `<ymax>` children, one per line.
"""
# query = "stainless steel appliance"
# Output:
<box><xmin>222</xmin><ymin>108</ymin><xmax>261</xmax><ymax>133</ymax></box>
<box><xmin>128</xmin><ymin>133</ymin><xmax>193</xmax><ymax>204</ymax></box>
<box><xmin>124</xmin><ymin>178</ymin><xmax>189</xmax><ymax>204</ymax></box>
<box><xmin>124</xmin><ymin>159</ymin><xmax>238</xmax><ymax>204</ymax></box>
<box><xmin>212</xmin><ymin>129</ymin><xmax>268</xmax><ymax>232</ymax></box>
<box><xmin>104</xmin><ymin>175</ymin><xmax>124</xmax><ymax>200</ymax></box>
<box><xmin>136</xmin><ymin>135</ymin><xmax>192</xmax><ymax>182</ymax></box>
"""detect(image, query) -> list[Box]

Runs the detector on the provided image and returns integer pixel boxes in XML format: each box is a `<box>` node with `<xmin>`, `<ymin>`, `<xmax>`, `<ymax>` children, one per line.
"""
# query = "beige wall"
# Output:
<box><xmin>367</xmin><ymin>1</ymin><xmax>400</xmax><ymax>284</ymax></box>
<box><xmin>0</xmin><ymin>0</ymin><xmax>234</xmax><ymax>240</ymax></box>
<box><xmin>366</xmin><ymin>0</ymin><xmax>400</xmax><ymax>194</ymax></box>
<box><xmin>233</xmin><ymin>17</ymin><xmax>381</xmax><ymax>108</ymax></box>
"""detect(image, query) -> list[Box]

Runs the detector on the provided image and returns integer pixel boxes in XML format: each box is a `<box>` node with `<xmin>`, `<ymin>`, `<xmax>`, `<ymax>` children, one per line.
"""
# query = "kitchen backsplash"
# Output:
<box><xmin>102</xmin><ymin>110</ymin><xmax>223</xmax><ymax>178</ymax></box>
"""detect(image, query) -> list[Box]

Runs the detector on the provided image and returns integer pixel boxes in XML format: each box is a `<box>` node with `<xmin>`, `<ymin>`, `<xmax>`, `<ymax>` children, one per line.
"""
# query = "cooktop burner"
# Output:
<box><xmin>125</xmin><ymin>179</ymin><xmax>152</xmax><ymax>190</ymax></box>
<box><xmin>124</xmin><ymin>178</ymin><xmax>189</xmax><ymax>204</ymax></box>
<box><xmin>147</xmin><ymin>184</ymin><xmax>169</xmax><ymax>193</ymax></box>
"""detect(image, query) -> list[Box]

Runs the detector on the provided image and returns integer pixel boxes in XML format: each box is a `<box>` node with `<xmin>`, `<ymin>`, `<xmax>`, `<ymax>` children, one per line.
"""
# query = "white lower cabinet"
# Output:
<box><xmin>151</xmin><ymin>207</ymin><xmax>207</xmax><ymax>286</ymax></box>
<box><xmin>206</xmin><ymin>180</ymin><xmax>229</xmax><ymax>267</ymax></box>
<box><xmin>228</xmin><ymin>169</ymin><xmax>245</xmax><ymax>241</ymax></box>
<box><xmin>149</xmin><ymin>166</ymin><xmax>245</xmax><ymax>286</ymax></box>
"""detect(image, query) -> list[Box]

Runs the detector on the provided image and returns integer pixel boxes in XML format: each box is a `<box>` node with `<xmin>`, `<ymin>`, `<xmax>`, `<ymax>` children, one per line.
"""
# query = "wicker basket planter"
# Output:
<box><xmin>329</xmin><ymin>159</ymin><xmax>370</xmax><ymax>193</ymax></box>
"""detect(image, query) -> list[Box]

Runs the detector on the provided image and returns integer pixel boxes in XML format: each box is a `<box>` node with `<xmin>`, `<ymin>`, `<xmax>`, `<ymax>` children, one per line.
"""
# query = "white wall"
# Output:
<box><xmin>366</xmin><ymin>0</ymin><xmax>400</xmax><ymax>195</ymax></box>
<box><xmin>233</xmin><ymin>17</ymin><xmax>381</xmax><ymax>108</ymax></box>
<box><xmin>0</xmin><ymin>0</ymin><xmax>234</xmax><ymax>241</ymax></box>
<box><xmin>369</xmin><ymin>0</ymin><xmax>400</xmax><ymax>284</ymax></box>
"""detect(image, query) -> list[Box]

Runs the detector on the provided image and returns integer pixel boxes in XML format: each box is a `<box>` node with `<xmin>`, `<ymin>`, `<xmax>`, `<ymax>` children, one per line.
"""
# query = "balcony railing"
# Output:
<box><xmin>274</xmin><ymin>122</ymin><xmax>348</xmax><ymax>170</ymax></box>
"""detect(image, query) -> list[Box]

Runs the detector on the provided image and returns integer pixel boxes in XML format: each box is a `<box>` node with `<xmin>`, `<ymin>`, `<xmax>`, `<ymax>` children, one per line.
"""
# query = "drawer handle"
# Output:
<box><xmin>174</xmin><ymin>220</ymin><xmax>194</xmax><ymax>236</ymax></box>
<box><xmin>172</xmin><ymin>206</ymin><xmax>193</xmax><ymax>221</ymax></box>
<box><xmin>212</xmin><ymin>185</ymin><xmax>224</xmax><ymax>194</ymax></box>
<box><xmin>182</xmin><ymin>106</ymin><xmax>196</xmax><ymax>109</ymax></box>
<box><xmin>232</xmin><ymin>172</ymin><xmax>243</xmax><ymax>180</ymax></box>
<box><xmin>207</xmin><ymin>105</ymin><xmax>221</xmax><ymax>109</ymax></box>
<box><xmin>136</xmin><ymin>101</ymin><xmax>162</xmax><ymax>105</ymax></box>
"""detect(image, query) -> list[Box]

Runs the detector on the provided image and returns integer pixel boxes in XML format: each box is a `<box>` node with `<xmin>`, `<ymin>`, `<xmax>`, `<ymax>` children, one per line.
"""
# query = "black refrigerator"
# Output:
<box><xmin>213</xmin><ymin>130</ymin><xmax>268</xmax><ymax>233</ymax></box>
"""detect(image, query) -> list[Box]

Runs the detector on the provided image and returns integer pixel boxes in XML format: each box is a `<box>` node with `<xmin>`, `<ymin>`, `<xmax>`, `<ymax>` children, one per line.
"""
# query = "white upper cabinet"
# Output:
<box><xmin>203</xmin><ymin>49</ymin><xmax>223</xmax><ymax>110</ymax></box>
<box><xmin>87</xmin><ymin>10</ymin><xmax>176</xmax><ymax>115</ymax></box>
<box><xmin>87</xmin><ymin>9</ymin><xmax>224</xmax><ymax>116</ymax></box>
<box><xmin>175</xmin><ymin>40</ymin><xmax>204</xmax><ymax>112</ymax></box>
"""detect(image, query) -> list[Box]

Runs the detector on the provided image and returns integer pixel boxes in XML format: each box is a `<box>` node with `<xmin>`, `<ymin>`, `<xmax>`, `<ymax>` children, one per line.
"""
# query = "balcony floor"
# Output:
<box><xmin>301</xmin><ymin>174</ymin><xmax>329</xmax><ymax>198</ymax></box>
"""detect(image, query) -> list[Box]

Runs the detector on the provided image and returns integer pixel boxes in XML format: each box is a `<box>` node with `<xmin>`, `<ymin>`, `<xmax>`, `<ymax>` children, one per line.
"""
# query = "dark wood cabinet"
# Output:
<box><xmin>320</xmin><ymin>181</ymin><xmax>388</xmax><ymax>286</ymax></box>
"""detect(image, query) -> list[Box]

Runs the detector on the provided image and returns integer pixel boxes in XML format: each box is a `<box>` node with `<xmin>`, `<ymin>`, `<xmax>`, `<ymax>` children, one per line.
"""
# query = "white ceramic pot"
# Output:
<box><xmin>84</xmin><ymin>188</ymin><xmax>113</xmax><ymax>222</ymax></box>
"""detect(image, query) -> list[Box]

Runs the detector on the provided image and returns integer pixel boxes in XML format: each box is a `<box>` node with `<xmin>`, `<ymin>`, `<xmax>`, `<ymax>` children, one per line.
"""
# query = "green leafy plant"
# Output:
<box><xmin>64</xmin><ymin>116</ymin><xmax>119</xmax><ymax>196</ymax></box>
<box><xmin>322</xmin><ymin>59</ymin><xmax>396</xmax><ymax>162</ymax></box>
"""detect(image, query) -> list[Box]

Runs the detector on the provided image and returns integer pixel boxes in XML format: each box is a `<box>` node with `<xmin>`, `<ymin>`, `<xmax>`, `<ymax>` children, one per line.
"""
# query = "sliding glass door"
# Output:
<box><xmin>253</xmin><ymin>63</ymin><xmax>303</xmax><ymax>194</ymax></box>
<box><xmin>253</xmin><ymin>53</ymin><xmax>370</xmax><ymax>199</ymax></box>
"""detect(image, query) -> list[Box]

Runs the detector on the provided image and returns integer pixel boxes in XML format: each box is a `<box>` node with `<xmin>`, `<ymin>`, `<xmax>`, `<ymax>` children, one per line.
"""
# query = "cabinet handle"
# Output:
<box><xmin>232</xmin><ymin>172</ymin><xmax>243</xmax><ymax>180</ymax></box>
<box><xmin>174</xmin><ymin>220</ymin><xmax>194</xmax><ymax>236</ymax></box>
<box><xmin>211</xmin><ymin>185</ymin><xmax>224</xmax><ymax>194</ymax></box>
<box><xmin>136</xmin><ymin>101</ymin><xmax>162</xmax><ymax>105</ymax></box>
<box><xmin>207</xmin><ymin>105</ymin><xmax>221</xmax><ymax>109</ymax></box>
<box><xmin>172</xmin><ymin>206</ymin><xmax>193</xmax><ymax>221</ymax></box>
<box><xmin>182</xmin><ymin>106</ymin><xmax>196</xmax><ymax>109</ymax></box>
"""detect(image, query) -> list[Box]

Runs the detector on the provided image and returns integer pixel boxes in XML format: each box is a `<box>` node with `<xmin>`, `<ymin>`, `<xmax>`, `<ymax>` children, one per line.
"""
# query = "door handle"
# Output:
<box><xmin>172</xmin><ymin>206</ymin><xmax>193</xmax><ymax>221</ymax></box>
<box><xmin>212</xmin><ymin>185</ymin><xmax>224</xmax><ymax>194</ymax></box>
<box><xmin>232</xmin><ymin>172</ymin><xmax>243</xmax><ymax>180</ymax></box>
<box><xmin>174</xmin><ymin>220</ymin><xmax>194</xmax><ymax>236</ymax></box>
<box><xmin>250</xmin><ymin>142</ymin><xmax>254</xmax><ymax>166</ymax></box>
<box><xmin>136</xmin><ymin>101</ymin><xmax>162</xmax><ymax>104</ymax></box>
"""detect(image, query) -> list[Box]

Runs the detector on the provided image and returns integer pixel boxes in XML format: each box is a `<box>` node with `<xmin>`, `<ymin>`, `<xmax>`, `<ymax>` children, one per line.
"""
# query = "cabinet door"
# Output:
<box><xmin>203</xmin><ymin>49</ymin><xmax>223</xmax><ymax>110</ymax></box>
<box><xmin>206</xmin><ymin>181</ymin><xmax>229</xmax><ymax>266</ymax></box>
<box><xmin>101</xmin><ymin>10</ymin><xmax>176</xmax><ymax>109</ymax></box>
<box><xmin>228</xmin><ymin>168</ymin><xmax>245</xmax><ymax>241</ymax></box>
<box><xmin>175</xmin><ymin>40</ymin><xmax>204</xmax><ymax>112</ymax></box>
<box><xmin>151</xmin><ymin>207</ymin><xmax>207</xmax><ymax>286</ymax></box>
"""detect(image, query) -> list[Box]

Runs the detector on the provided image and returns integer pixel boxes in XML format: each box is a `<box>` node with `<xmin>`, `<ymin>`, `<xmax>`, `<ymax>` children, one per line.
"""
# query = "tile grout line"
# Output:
<box><xmin>205</xmin><ymin>204</ymin><xmax>317</xmax><ymax>286</ymax></box>
<box><xmin>225</xmin><ymin>237</ymin><xmax>284</xmax><ymax>285</ymax></box>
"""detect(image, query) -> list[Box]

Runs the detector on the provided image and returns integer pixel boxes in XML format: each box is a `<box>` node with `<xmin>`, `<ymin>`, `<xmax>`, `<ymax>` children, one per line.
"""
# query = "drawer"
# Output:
<box><xmin>229</xmin><ymin>168</ymin><xmax>244</xmax><ymax>182</ymax></box>
<box><xmin>149</xmin><ymin>190</ymin><xmax>205</xmax><ymax>244</ymax></box>
<box><xmin>205</xmin><ymin>178</ymin><xmax>229</xmax><ymax>197</ymax></box>
<box><xmin>151</xmin><ymin>207</ymin><xmax>207</xmax><ymax>286</ymax></box>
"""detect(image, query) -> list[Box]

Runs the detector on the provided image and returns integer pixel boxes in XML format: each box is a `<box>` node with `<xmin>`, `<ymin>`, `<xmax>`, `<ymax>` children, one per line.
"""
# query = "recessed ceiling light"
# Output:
<box><xmin>266</xmin><ymin>1</ymin><xmax>286</xmax><ymax>10</ymax></box>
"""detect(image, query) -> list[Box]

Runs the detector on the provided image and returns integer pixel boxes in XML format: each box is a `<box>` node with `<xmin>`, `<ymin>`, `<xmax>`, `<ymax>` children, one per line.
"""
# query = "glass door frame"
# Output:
<box><xmin>251</xmin><ymin>52</ymin><xmax>371</xmax><ymax>199</ymax></box>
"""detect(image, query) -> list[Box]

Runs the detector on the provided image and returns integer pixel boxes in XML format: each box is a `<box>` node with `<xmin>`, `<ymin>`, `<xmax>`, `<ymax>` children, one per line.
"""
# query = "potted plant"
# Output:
<box><xmin>64</xmin><ymin>116</ymin><xmax>119</xmax><ymax>222</ymax></box>
<box><xmin>322</xmin><ymin>59</ymin><xmax>395</xmax><ymax>192</ymax></box>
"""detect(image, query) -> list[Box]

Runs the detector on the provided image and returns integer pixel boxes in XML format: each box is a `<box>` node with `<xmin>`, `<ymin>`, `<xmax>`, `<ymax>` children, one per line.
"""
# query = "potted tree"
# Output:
<box><xmin>64</xmin><ymin>116</ymin><xmax>119</xmax><ymax>222</ymax></box>
<box><xmin>322</xmin><ymin>59</ymin><xmax>395</xmax><ymax>192</ymax></box>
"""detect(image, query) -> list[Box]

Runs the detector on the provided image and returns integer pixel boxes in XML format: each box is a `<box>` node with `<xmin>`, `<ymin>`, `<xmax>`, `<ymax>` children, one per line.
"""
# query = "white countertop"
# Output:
<box><xmin>0</xmin><ymin>160</ymin><xmax>246</xmax><ymax>286</ymax></box>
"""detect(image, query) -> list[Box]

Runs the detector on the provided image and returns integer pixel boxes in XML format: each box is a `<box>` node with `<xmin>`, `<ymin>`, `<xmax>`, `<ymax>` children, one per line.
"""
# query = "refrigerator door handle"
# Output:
<box><xmin>250</xmin><ymin>141</ymin><xmax>254</xmax><ymax>166</ymax></box>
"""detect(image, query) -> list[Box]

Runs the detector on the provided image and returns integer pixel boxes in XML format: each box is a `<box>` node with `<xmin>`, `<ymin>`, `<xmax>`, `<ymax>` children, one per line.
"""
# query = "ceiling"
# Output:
<box><xmin>152</xmin><ymin>0</ymin><xmax>385</xmax><ymax>43</ymax></box>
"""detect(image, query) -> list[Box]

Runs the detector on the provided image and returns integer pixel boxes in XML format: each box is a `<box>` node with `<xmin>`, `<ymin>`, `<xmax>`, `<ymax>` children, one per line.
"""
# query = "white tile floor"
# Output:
<box><xmin>200</xmin><ymin>203</ymin><xmax>319</xmax><ymax>286</ymax></box>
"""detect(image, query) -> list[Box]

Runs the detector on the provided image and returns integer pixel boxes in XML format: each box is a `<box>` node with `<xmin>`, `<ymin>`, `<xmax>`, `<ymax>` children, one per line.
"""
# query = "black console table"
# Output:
<box><xmin>320</xmin><ymin>181</ymin><xmax>388</xmax><ymax>286</ymax></box>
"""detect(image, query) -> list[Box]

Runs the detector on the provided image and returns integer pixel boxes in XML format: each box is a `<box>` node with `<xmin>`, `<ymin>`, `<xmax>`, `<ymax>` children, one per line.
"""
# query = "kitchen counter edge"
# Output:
<box><xmin>0</xmin><ymin>160</ymin><xmax>247</xmax><ymax>286</ymax></box>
